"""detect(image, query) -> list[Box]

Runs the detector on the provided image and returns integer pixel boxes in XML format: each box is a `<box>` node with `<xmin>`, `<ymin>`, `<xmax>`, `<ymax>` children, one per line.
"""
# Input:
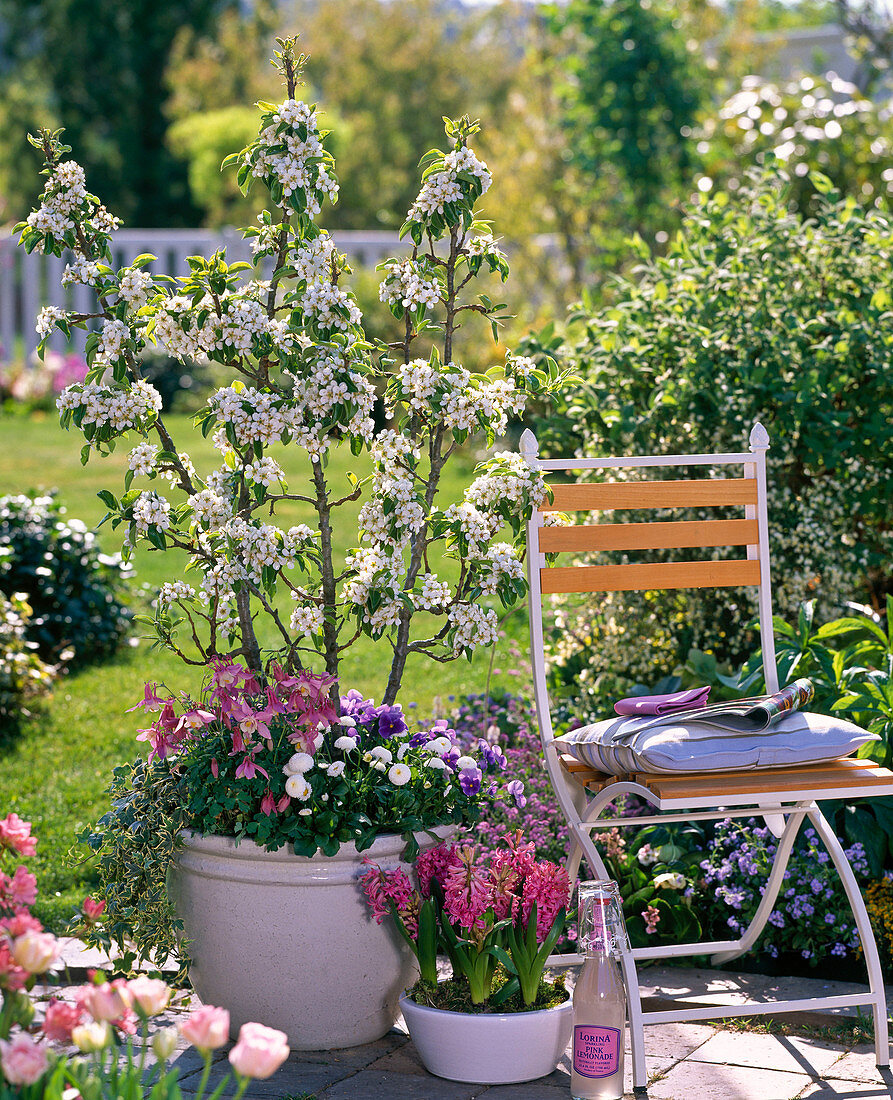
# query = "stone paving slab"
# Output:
<box><xmin>645</xmin><ymin>1057</ymin><xmax>814</xmax><ymax>1100</ymax></box>
<box><xmin>825</xmin><ymin>1051</ymin><xmax>892</xmax><ymax>1085</ymax></box>
<box><xmin>795</xmin><ymin>1081</ymin><xmax>893</xmax><ymax>1098</ymax></box>
<box><xmin>687</xmin><ymin>1030</ymin><xmax>848</xmax><ymax>1078</ymax></box>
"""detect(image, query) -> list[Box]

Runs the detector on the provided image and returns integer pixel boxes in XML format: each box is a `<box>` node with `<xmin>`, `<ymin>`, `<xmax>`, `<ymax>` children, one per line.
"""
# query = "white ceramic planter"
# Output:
<box><xmin>399</xmin><ymin>990</ymin><xmax>573</xmax><ymax>1084</ymax></box>
<box><xmin>167</xmin><ymin>827</ymin><xmax>451</xmax><ymax>1050</ymax></box>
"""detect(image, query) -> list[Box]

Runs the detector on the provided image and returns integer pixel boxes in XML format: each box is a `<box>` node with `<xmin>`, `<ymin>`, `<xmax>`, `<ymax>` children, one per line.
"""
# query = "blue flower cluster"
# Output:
<box><xmin>700</xmin><ymin>819</ymin><xmax>867</xmax><ymax>963</ymax></box>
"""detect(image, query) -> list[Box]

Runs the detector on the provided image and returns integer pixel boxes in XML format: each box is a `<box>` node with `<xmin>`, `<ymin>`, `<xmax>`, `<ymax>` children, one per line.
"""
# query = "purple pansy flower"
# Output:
<box><xmin>377</xmin><ymin>704</ymin><xmax>407</xmax><ymax>739</ymax></box>
<box><xmin>458</xmin><ymin>766</ymin><xmax>482</xmax><ymax>796</ymax></box>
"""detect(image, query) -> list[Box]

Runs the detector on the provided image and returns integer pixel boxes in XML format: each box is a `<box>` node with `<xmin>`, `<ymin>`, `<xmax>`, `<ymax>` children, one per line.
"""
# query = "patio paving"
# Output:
<box><xmin>47</xmin><ymin>943</ymin><xmax>893</xmax><ymax>1099</ymax></box>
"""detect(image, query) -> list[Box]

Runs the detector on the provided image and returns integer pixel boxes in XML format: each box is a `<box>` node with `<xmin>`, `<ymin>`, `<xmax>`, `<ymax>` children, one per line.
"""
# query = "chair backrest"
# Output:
<box><xmin>521</xmin><ymin>422</ymin><xmax>779</xmax><ymax>748</ymax></box>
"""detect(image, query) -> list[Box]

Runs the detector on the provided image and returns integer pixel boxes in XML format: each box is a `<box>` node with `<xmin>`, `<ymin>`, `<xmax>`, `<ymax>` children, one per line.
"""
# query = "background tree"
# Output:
<box><xmin>547</xmin><ymin>0</ymin><xmax>709</xmax><ymax>262</ymax></box>
<box><xmin>0</xmin><ymin>0</ymin><xmax>235</xmax><ymax>226</ymax></box>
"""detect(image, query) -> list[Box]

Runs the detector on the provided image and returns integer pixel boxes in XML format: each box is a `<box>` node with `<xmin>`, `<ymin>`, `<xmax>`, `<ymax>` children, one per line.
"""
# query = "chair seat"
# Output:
<box><xmin>558</xmin><ymin>752</ymin><xmax>893</xmax><ymax>809</ymax></box>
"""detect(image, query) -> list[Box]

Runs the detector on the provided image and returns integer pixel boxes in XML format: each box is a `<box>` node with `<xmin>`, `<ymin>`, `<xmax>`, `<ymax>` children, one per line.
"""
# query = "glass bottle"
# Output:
<box><xmin>571</xmin><ymin>881</ymin><xmax>628</xmax><ymax>1100</ymax></box>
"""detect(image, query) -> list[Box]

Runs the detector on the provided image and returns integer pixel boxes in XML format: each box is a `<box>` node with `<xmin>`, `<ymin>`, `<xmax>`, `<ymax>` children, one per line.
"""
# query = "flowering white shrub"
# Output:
<box><xmin>17</xmin><ymin>40</ymin><xmax>569</xmax><ymax>706</ymax></box>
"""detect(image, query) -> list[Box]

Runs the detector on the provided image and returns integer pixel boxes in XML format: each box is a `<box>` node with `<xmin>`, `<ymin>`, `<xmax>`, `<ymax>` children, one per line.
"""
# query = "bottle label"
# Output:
<box><xmin>573</xmin><ymin>1024</ymin><xmax>621</xmax><ymax>1078</ymax></box>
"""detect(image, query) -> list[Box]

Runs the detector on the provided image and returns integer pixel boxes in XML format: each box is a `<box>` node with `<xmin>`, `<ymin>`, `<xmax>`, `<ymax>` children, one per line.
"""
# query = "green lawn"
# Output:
<box><xmin>0</xmin><ymin>412</ymin><xmax>530</xmax><ymax>928</ymax></box>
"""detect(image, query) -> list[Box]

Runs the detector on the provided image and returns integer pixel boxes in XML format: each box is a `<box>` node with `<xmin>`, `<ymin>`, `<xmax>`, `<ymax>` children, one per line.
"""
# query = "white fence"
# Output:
<box><xmin>0</xmin><ymin>228</ymin><xmax>402</xmax><ymax>362</ymax></box>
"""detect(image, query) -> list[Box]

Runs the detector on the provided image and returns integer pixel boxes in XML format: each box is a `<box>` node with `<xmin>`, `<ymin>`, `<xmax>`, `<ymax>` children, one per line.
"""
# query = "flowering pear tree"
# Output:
<box><xmin>17</xmin><ymin>38</ymin><xmax>567</xmax><ymax>707</ymax></box>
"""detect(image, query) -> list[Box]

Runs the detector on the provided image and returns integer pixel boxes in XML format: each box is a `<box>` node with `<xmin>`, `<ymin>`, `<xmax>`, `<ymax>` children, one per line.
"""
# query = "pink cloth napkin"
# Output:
<box><xmin>614</xmin><ymin>686</ymin><xmax>711</xmax><ymax>717</ymax></box>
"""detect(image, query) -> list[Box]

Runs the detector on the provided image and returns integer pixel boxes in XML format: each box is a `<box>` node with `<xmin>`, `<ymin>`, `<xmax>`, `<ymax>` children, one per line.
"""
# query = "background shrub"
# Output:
<box><xmin>535</xmin><ymin>166</ymin><xmax>893</xmax><ymax>683</ymax></box>
<box><xmin>0</xmin><ymin>492</ymin><xmax>132</xmax><ymax>668</ymax></box>
<box><xmin>0</xmin><ymin>591</ymin><xmax>54</xmax><ymax>726</ymax></box>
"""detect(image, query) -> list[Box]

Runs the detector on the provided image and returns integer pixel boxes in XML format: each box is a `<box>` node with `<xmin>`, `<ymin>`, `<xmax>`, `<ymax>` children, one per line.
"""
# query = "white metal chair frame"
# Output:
<box><xmin>520</xmin><ymin>423</ymin><xmax>892</xmax><ymax>1094</ymax></box>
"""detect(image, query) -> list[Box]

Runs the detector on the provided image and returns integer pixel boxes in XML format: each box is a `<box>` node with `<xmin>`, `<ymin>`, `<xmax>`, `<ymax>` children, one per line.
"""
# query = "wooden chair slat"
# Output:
<box><xmin>559</xmin><ymin>754</ymin><xmax>893</xmax><ymax>798</ymax></box>
<box><xmin>641</xmin><ymin>761</ymin><xmax>893</xmax><ymax>799</ymax></box>
<box><xmin>540</xmin><ymin>558</ymin><xmax>761</xmax><ymax>594</ymax></box>
<box><xmin>539</xmin><ymin>518</ymin><xmax>760</xmax><ymax>554</ymax></box>
<box><xmin>542</xmin><ymin>478</ymin><xmax>758</xmax><ymax>513</ymax></box>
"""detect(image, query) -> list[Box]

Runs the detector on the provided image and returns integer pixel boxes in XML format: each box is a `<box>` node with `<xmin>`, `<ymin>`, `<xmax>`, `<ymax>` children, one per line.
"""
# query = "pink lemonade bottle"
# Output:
<box><xmin>571</xmin><ymin>881</ymin><xmax>627</xmax><ymax>1100</ymax></box>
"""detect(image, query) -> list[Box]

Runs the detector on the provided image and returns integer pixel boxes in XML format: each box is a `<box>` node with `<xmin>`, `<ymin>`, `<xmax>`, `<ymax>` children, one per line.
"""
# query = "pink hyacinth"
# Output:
<box><xmin>360</xmin><ymin>861</ymin><xmax>421</xmax><ymax>936</ymax></box>
<box><xmin>416</xmin><ymin>841</ymin><xmax>460</xmax><ymax>899</ymax></box>
<box><xmin>441</xmin><ymin>846</ymin><xmax>492</xmax><ymax>932</ymax></box>
<box><xmin>520</xmin><ymin>860</ymin><xmax>571</xmax><ymax>943</ymax></box>
<box><xmin>0</xmin><ymin>813</ymin><xmax>37</xmax><ymax>857</ymax></box>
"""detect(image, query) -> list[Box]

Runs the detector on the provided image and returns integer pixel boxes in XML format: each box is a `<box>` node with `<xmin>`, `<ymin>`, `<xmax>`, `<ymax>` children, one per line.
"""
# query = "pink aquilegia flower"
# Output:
<box><xmin>0</xmin><ymin>1033</ymin><xmax>48</xmax><ymax>1086</ymax></box>
<box><xmin>43</xmin><ymin>998</ymin><xmax>83</xmax><ymax>1041</ymax></box>
<box><xmin>441</xmin><ymin>846</ymin><xmax>492</xmax><ymax>932</ymax></box>
<box><xmin>0</xmin><ymin>813</ymin><xmax>37</xmax><ymax>857</ymax></box>
<box><xmin>179</xmin><ymin>1004</ymin><xmax>230</xmax><ymax>1051</ymax></box>
<box><xmin>125</xmin><ymin>682</ymin><xmax>168</xmax><ymax>713</ymax></box>
<box><xmin>228</xmin><ymin>1022</ymin><xmax>289</xmax><ymax>1079</ymax></box>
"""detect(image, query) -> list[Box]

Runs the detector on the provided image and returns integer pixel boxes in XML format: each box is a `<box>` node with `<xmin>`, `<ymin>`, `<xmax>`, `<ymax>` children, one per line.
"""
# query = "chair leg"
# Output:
<box><xmin>711</xmin><ymin>809</ymin><xmax>805</xmax><ymax>965</ymax></box>
<box><xmin>807</xmin><ymin>807</ymin><xmax>890</xmax><ymax>1068</ymax></box>
<box><xmin>565</xmin><ymin>839</ymin><xmax>584</xmax><ymax>896</ymax></box>
<box><xmin>618</xmin><ymin>941</ymin><xmax>648</xmax><ymax>1093</ymax></box>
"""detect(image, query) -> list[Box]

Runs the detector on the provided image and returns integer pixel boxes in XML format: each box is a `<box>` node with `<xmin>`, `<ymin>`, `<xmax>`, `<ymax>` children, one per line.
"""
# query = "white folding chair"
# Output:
<box><xmin>521</xmin><ymin>422</ymin><xmax>893</xmax><ymax>1094</ymax></box>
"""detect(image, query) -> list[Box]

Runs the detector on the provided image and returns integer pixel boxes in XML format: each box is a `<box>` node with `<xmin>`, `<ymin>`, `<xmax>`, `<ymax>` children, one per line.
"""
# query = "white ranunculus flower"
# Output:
<box><xmin>455</xmin><ymin>755</ymin><xmax>477</xmax><ymax>771</ymax></box>
<box><xmin>326</xmin><ymin>761</ymin><xmax>346</xmax><ymax>777</ymax></box>
<box><xmin>284</xmin><ymin>752</ymin><xmax>314</xmax><ymax>775</ymax></box>
<box><xmin>388</xmin><ymin>763</ymin><xmax>411</xmax><ymax>786</ymax></box>
<box><xmin>285</xmin><ymin>773</ymin><xmax>312</xmax><ymax>800</ymax></box>
<box><xmin>334</xmin><ymin>735</ymin><xmax>358</xmax><ymax>751</ymax></box>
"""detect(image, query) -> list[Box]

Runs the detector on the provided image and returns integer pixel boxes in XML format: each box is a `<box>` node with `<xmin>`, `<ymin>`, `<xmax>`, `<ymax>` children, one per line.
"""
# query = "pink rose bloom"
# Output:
<box><xmin>11</xmin><ymin>929</ymin><xmax>58</xmax><ymax>974</ymax></box>
<box><xmin>0</xmin><ymin>813</ymin><xmax>37</xmax><ymax>857</ymax></box>
<box><xmin>77</xmin><ymin>979</ymin><xmax>132</xmax><ymax>1022</ymax></box>
<box><xmin>127</xmin><ymin>976</ymin><xmax>170</xmax><ymax>1016</ymax></box>
<box><xmin>228</xmin><ymin>1022</ymin><xmax>289</xmax><ymax>1079</ymax></box>
<box><xmin>0</xmin><ymin>1033</ymin><xmax>48</xmax><ymax>1085</ymax></box>
<box><xmin>43</xmin><ymin>998</ymin><xmax>83</xmax><ymax>1042</ymax></box>
<box><xmin>179</xmin><ymin>1005</ymin><xmax>230</xmax><ymax>1051</ymax></box>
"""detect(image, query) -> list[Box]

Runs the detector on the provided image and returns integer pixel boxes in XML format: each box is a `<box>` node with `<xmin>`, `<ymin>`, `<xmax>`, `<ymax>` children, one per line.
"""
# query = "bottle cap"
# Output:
<box><xmin>578</xmin><ymin>879</ymin><xmax>629</xmax><ymax>956</ymax></box>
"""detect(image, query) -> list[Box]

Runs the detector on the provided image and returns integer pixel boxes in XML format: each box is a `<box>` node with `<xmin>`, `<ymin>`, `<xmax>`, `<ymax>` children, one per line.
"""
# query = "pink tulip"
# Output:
<box><xmin>228</xmin><ymin>1022</ymin><xmax>289</xmax><ymax>1079</ymax></box>
<box><xmin>127</xmin><ymin>976</ymin><xmax>170</xmax><ymax>1016</ymax></box>
<box><xmin>78</xmin><ymin>979</ymin><xmax>132</xmax><ymax>1022</ymax></box>
<box><xmin>0</xmin><ymin>1033</ymin><xmax>48</xmax><ymax>1085</ymax></box>
<box><xmin>83</xmin><ymin>896</ymin><xmax>106</xmax><ymax>923</ymax></box>
<box><xmin>43</xmin><ymin>998</ymin><xmax>83</xmax><ymax>1041</ymax></box>
<box><xmin>11</xmin><ymin>930</ymin><xmax>58</xmax><ymax>974</ymax></box>
<box><xmin>179</xmin><ymin>1004</ymin><xmax>230</xmax><ymax>1051</ymax></box>
<box><xmin>0</xmin><ymin>813</ymin><xmax>37</xmax><ymax>856</ymax></box>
